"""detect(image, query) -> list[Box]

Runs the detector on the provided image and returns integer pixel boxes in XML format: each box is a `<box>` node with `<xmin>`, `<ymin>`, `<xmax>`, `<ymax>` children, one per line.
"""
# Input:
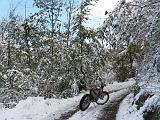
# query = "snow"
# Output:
<box><xmin>117</xmin><ymin>91</ymin><xmax>160</xmax><ymax>120</ymax></box>
<box><xmin>0</xmin><ymin>80</ymin><xmax>135</xmax><ymax>120</ymax></box>
<box><xmin>0</xmin><ymin>95</ymin><xmax>83</xmax><ymax>120</ymax></box>
<box><xmin>117</xmin><ymin>50</ymin><xmax>160</xmax><ymax>120</ymax></box>
<box><xmin>105</xmin><ymin>78</ymin><xmax>136</xmax><ymax>92</ymax></box>
<box><xmin>0</xmin><ymin>36</ymin><xmax>7</xmax><ymax>46</ymax></box>
<box><xmin>68</xmin><ymin>89</ymin><xmax>129</xmax><ymax>120</ymax></box>
<box><xmin>117</xmin><ymin>49</ymin><xmax>128</xmax><ymax>57</ymax></box>
<box><xmin>116</xmin><ymin>93</ymin><xmax>141</xmax><ymax>120</ymax></box>
<box><xmin>118</xmin><ymin>47</ymin><xmax>160</xmax><ymax>120</ymax></box>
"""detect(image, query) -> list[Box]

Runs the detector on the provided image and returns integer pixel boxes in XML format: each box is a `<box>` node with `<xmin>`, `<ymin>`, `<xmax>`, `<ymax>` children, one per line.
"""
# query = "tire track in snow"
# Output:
<box><xmin>55</xmin><ymin>89</ymin><xmax>130</xmax><ymax>120</ymax></box>
<box><xmin>97</xmin><ymin>92</ymin><xmax>128</xmax><ymax>120</ymax></box>
<box><xmin>54</xmin><ymin>80</ymin><xmax>135</xmax><ymax>120</ymax></box>
<box><xmin>67</xmin><ymin>89</ymin><xmax>129</xmax><ymax>120</ymax></box>
<box><xmin>54</xmin><ymin>106</ymin><xmax>79</xmax><ymax>120</ymax></box>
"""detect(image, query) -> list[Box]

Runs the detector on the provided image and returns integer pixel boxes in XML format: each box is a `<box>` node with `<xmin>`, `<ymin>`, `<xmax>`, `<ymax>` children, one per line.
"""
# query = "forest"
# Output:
<box><xmin>0</xmin><ymin>0</ymin><xmax>160</xmax><ymax>117</ymax></box>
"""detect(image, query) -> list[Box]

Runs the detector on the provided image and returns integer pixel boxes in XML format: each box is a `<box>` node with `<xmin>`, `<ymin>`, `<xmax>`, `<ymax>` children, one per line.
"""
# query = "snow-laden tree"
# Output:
<box><xmin>98</xmin><ymin>0</ymin><xmax>160</xmax><ymax>82</ymax></box>
<box><xmin>101</xmin><ymin>0</ymin><xmax>160</xmax><ymax>118</ymax></box>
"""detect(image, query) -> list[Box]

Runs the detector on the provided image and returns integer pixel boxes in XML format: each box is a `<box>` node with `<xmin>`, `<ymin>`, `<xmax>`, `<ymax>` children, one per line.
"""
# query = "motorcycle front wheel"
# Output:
<box><xmin>96</xmin><ymin>91</ymin><xmax>109</xmax><ymax>105</ymax></box>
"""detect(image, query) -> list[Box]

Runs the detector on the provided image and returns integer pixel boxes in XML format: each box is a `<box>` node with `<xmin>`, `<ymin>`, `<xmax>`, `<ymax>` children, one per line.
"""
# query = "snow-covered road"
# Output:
<box><xmin>67</xmin><ymin>89</ymin><xmax>129</xmax><ymax>120</ymax></box>
<box><xmin>0</xmin><ymin>80</ymin><xmax>135</xmax><ymax>120</ymax></box>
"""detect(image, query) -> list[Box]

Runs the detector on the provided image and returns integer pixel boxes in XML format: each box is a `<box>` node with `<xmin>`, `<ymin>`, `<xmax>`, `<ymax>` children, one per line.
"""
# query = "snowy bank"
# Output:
<box><xmin>0</xmin><ymin>95</ymin><xmax>83</xmax><ymax>120</ymax></box>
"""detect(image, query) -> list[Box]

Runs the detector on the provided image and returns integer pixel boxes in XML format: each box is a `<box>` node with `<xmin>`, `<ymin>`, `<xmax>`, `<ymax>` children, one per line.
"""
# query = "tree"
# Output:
<box><xmin>34</xmin><ymin>0</ymin><xmax>63</xmax><ymax>55</ymax></box>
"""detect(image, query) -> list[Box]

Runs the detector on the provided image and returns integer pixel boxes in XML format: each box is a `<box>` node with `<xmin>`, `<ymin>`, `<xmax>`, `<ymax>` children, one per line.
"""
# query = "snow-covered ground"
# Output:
<box><xmin>117</xmin><ymin>90</ymin><xmax>160</xmax><ymax>120</ymax></box>
<box><xmin>105</xmin><ymin>78</ymin><xmax>135</xmax><ymax>92</ymax></box>
<box><xmin>0</xmin><ymin>95</ymin><xmax>83</xmax><ymax>120</ymax></box>
<box><xmin>68</xmin><ymin>89</ymin><xmax>129</xmax><ymax>120</ymax></box>
<box><xmin>0</xmin><ymin>80</ymin><xmax>135</xmax><ymax>120</ymax></box>
<box><xmin>116</xmin><ymin>52</ymin><xmax>160</xmax><ymax>120</ymax></box>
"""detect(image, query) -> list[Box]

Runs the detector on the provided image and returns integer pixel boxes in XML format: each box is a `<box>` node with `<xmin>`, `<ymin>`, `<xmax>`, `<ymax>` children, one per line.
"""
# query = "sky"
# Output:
<box><xmin>87</xmin><ymin>0</ymin><xmax>120</xmax><ymax>28</ymax></box>
<box><xmin>0</xmin><ymin>0</ymin><xmax>37</xmax><ymax>18</ymax></box>
<box><xmin>0</xmin><ymin>0</ymin><xmax>121</xmax><ymax>28</ymax></box>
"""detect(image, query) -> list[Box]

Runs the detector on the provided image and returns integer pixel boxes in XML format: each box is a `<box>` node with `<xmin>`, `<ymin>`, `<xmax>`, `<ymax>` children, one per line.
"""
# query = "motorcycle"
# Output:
<box><xmin>79</xmin><ymin>82</ymin><xmax>109</xmax><ymax>111</ymax></box>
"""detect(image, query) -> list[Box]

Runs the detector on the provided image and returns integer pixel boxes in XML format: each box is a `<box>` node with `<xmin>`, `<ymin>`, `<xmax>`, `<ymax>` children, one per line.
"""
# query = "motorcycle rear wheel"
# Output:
<box><xmin>79</xmin><ymin>94</ymin><xmax>91</xmax><ymax>111</ymax></box>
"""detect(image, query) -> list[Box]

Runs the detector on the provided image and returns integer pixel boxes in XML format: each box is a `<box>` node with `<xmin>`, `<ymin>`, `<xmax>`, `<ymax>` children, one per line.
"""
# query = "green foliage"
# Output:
<box><xmin>1</xmin><ymin>0</ymin><xmax>159</xmax><ymax>105</ymax></box>
<box><xmin>112</xmin><ymin>41</ymin><xmax>149</xmax><ymax>82</ymax></box>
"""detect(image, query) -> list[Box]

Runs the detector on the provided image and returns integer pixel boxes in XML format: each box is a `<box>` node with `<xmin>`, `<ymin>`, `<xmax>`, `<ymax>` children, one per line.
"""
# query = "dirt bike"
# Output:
<box><xmin>79</xmin><ymin>82</ymin><xmax>109</xmax><ymax>111</ymax></box>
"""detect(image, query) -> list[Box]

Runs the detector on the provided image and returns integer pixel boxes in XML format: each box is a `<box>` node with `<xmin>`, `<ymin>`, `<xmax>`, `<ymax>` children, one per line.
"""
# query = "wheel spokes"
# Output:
<box><xmin>82</xmin><ymin>97</ymin><xmax>90</xmax><ymax>108</ymax></box>
<box><xmin>96</xmin><ymin>92</ymin><xmax>109</xmax><ymax>104</ymax></box>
